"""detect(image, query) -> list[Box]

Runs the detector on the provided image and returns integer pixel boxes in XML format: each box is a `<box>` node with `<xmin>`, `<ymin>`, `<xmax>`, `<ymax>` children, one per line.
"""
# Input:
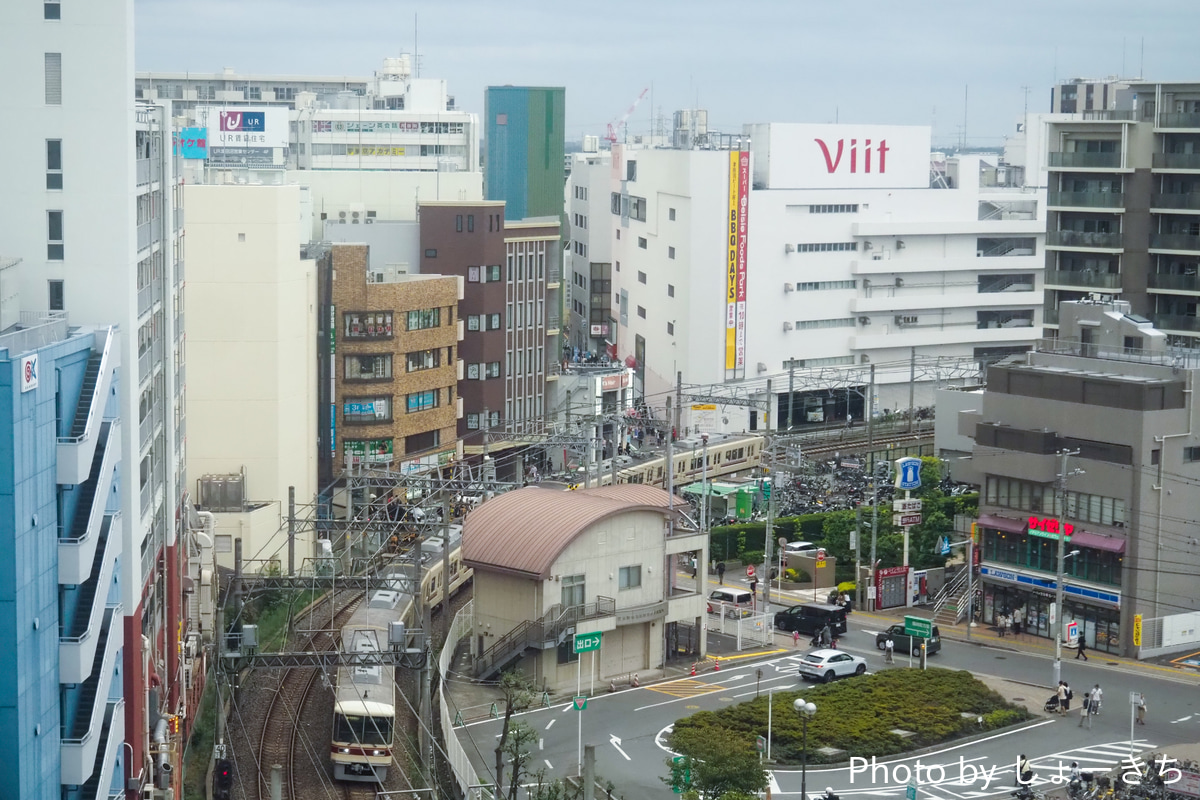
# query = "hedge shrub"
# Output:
<box><xmin>670</xmin><ymin>667</ymin><xmax>1028</xmax><ymax>766</ymax></box>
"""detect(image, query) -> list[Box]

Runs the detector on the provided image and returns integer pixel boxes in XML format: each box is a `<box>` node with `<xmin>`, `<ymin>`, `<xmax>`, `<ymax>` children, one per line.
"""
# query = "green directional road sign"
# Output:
<box><xmin>671</xmin><ymin>755</ymin><xmax>690</xmax><ymax>794</ymax></box>
<box><xmin>904</xmin><ymin>616</ymin><xmax>933</xmax><ymax>639</ymax></box>
<box><xmin>573</xmin><ymin>631</ymin><xmax>602</xmax><ymax>654</ymax></box>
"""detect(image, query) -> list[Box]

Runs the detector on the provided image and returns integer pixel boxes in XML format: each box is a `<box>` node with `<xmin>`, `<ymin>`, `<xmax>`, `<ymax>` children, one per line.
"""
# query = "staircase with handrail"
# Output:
<box><xmin>474</xmin><ymin>596</ymin><xmax>616</xmax><ymax>679</ymax></box>
<box><xmin>931</xmin><ymin>568</ymin><xmax>971</xmax><ymax>628</ymax></box>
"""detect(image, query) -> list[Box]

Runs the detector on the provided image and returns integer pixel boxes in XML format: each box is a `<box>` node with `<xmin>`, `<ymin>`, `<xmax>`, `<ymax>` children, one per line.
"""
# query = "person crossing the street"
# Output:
<box><xmin>884</xmin><ymin>636</ymin><xmax>895</xmax><ymax>664</ymax></box>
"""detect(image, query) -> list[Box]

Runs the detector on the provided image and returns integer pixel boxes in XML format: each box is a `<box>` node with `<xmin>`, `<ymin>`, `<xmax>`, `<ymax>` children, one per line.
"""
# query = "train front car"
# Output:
<box><xmin>331</xmin><ymin>590</ymin><xmax>402</xmax><ymax>782</ymax></box>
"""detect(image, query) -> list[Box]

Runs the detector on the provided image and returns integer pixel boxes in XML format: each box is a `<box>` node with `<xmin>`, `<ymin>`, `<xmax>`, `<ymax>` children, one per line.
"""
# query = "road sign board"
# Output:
<box><xmin>1066</xmin><ymin>620</ymin><xmax>1079</xmax><ymax>644</ymax></box>
<box><xmin>671</xmin><ymin>756</ymin><xmax>690</xmax><ymax>794</ymax></box>
<box><xmin>895</xmin><ymin>457</ymin><xmax>923</xmax><ymax>490</ymax></box>
<box><xmin>756</xmin><ymin>735</ymin><xmax>766</xmax><ymax>752</ymax></box>
<box><xmin>572</xmin><ymin>695</ymin><xmax>587</xmax><ymax>711</ymax></box>
<box><xmin>892</xmin><ymin>513</ymin><xmax>922</xmax><ymax>527</ymax></box>
<box><xmin>893</xmin><ymin>498</ymin><xmax>923</xmax><ymax>512</ymax></box>
<box><xmin>573</xmin><ymin>631</ymin><xmax>602</xmax><ymax>654</ymax></box>
<box><xmin>904</xmin><ymin>616</ymin><xmax>933</xmax><ymax>638</ymax></box>
<box><xmin>746</xmin><ymin>565</ymin><xmax>756</xmax><ymax>578</ymax></box>
<box><xmin>907</xmin><ymin>785</ymin><xmax>918</xmax><ymax>800</ymax></box>
<box><xmin>1133</xmin><ymin>614</ymin><xmax>1143</xmax><ymax>646</ymax></box>
<box><xmin>815</xmin><ymin>555</ymin><xmax>826</xmax><ymax>568</ymax></box>
<box><xmin>939</xmin><ymin>537</ymin><xmax>950</xmax><ymax>556</ymax></box>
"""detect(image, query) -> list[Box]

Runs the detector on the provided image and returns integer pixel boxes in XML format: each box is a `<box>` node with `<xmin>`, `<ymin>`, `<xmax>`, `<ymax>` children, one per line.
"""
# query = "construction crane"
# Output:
<box><xmin>605</xmin><ymin>87</ymin><xmax>650</xmax><ymax>144</ymax></box>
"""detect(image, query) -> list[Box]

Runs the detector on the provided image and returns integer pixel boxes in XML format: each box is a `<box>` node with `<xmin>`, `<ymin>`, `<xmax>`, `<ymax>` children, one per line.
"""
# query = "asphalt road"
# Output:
<box><xmin>454</xmin><ymin>613</ymin><xmax>1200</xmax><ymax>799</ymax></box>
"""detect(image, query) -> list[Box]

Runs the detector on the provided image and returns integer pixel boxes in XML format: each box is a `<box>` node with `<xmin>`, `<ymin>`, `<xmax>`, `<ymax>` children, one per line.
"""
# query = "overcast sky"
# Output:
<box><xmin>135</xmin><ymin>0</ymin><xmax>1197</xmax><ymax>148</ymax></box>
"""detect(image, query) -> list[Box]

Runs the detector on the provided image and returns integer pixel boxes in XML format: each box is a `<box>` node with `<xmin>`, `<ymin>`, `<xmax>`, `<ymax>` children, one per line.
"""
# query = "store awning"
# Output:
<box><xmin>1069</xmin><ymin>529</ymin><xmax>1126</xmax><ymax>553</ymax></box>
<box><xmin>977</xmin><ymin>514</ymin><xmax>1027</xmax><ymax>534</ymax></box>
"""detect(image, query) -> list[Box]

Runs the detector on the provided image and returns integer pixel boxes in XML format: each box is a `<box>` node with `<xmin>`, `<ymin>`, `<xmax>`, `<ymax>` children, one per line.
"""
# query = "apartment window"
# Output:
<box><xmin>629</xmin><ymin>196</ymin><xmax>647</xmax><ymax>222</ymax></box>
<box><xmin>668</xmin><ymin>284</ymin><xmax>675</xmax><ymax>298</ymax></box>
<box><xmin>1151</xmin><ymin>449</ymin><xmax>1161</xmax><ymax>466</ymax></box>
<box><xmin>406</xmin><ymin>390</ymin><xmax>439</xmax><ymax>413</ymax></box>
<box><xmin>668</xmin><ymin>246</ymin><xmax>676</xmax><ymax>259</ymax></box>
<box><xmin>45</xmin><ymin>53</ymin><xmax>62</xmax><ymax>105</ymax></box>
<box><xmin>619</xmin><ymin>565</ymin><xmax>642</xmax><ymax>590</ymax></box>
<box><xmin>667</xmin><ymin>321</ymin><xmax>674</xmax><ymax>336</ymax></box>
<box><xmin>638</xmin><ymin>237</ymin><xmax>647</xmax><ymax>249</ymax></box>
<box><xmin>1183</xmin><ymin>446</ymin><xmax>1200</xmax><ymax>462</ymax></box>
<box><xmin>637</xmin><ymin>271</ymin><xmax>647</xmax><ymax>284</ymax></box>
<box><xmin>467</xmin><ymin>363</ymin><xmax>480</xmax><ymax>379</ymax></box>
<box><xmin>343</xmin><ymin>397</ymin><xmax>392</xmax><ymax>423</ymax></box>
<box><xmin>406</xmin><ymin>430</ymin><xmax>440</xmax><ymax>454</ymax></box>
<box><xmin>615</xmin><ymin>260</ymin><xmax>620</xmax><ymax>272</ymax></box>
<box><xmin>616</xmin><ymin>229</ymin><xmax>621</xmax><ymax>240</ymax></box>
<box><xmin>626</xmin><ymin>160</ymin><xmax>637</xmax><ymax>181</ymax></box>
<box><xmin>246</xmin><ymin>85</ymin><xmax>262</xmax><ymax>101</ymax></box>
<box><xmin>795</xmin><ymin>242</ymin><xmax>858</xmax><ymax>252</ymax></box>
<box><xmin>669</xmin><ymin>207</ymin><xmax>676</xmax><ymax>221</ymax></box>
<box><xmin>796</xmin><ymin>280</ymin><xmax>857</xmax><ymax>291</ymax></box>
<box><xmin>48</xmin><ymin>280</ymin><xmax>64</xmax><ymax>311</ymax></box>
<box><xmin>486</xmin><ymin>264</ymin><xmax>501</xmax><ymax>282</ymax></box>
<box><xmin>468</xmin><ymin>214</ymin><xmax>475</xmax><ymax>232</ymax></box>
<box><xmin>795</xmin><ymin>318</ymin><xmax>857</xmax><ymax>330</ymax></box>
<box><xmin>406</xmin><ymin>308</ymin><xmax>441</xmax><ymax>330</ymax></box>
<box><xmin>44</xmin><ymin>1</ymin><xmax>61</xmax><ymax>20</ymax></box>
<box><xmin>424</xmin><ymin>249</ymin><xmax>437</xmax><ymax>258</ymax></box>
<box><xmin>456</xmin><ymin>215</ymin><xmax>463</xmax><ymax>232</ymax></box>
<box><xmin>488</xmin><ymin>313</ymin><xmax>502</xmax><ymax>330</ymax></box>
<box><xmin>343</xmin><ymin>354</ymin><xmax>392</xmax><ymax>380</ymax></box>
<box><xmin>47</xmin><ymin>211</ymin><xmax>63</xmax><ymax>260</ymax></box>
<box><xmin>46</xmin><ymin>139</ymin><xmax>62</xmax><ymax>190</ymax></box>
<box><xmin>486</xmin><ymin>361</ymin><xmax>500</xmax><ymax>378</ymax></box>
<box><xmin>406</xmin><ymin>349</ymin><xmax>440</xmax><ymax>372</ymax></box>
<box><xmin>467</xmin><ymin>315</ymin><xmax>480</xmax><ymax>331</ymax></box>
<box><xmin>344</xmin><ymin>311</ymin><xmax>393</xmax><ymax>339</ymax></box>
<box><xmin>466</xmin><ymin>413</ymin><xmax>480</xmax><ymax>429</ymax></box>
<box><xmin>637</xmin><ymin>306</ymin><xmax>646</xmax><ymax>319</ymax></box>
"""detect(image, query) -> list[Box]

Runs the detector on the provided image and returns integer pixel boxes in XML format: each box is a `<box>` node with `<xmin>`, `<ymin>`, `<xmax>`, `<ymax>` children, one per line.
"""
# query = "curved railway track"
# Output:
<box><xmin>799</xmin><ymin>430</ymin><xmax>934</xmax><ymax>458</ymax></box>
<box><xmin>255</xmin><ymin>590</ymin><xmax>366</xmax><ymax>800</ymax></box>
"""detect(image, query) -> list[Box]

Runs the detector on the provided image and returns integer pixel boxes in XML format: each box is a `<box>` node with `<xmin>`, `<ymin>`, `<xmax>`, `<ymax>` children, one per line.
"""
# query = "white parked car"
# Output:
<box><xmin>783</xmin><ymin>541</ymin><xmax>818</xmax><ymax>554</ymax></box>
<box><xmin>797</xmin><ymin>649</ymin><xmax>867</xmax><ymax>683</ymax></box>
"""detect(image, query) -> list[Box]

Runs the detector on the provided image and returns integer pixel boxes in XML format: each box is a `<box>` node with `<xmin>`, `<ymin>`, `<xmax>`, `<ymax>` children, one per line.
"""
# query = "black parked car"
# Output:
<box><xmin>773</xmin><ymin>603</ymin><xmax>847</xmax><ymax>635</ymax></box>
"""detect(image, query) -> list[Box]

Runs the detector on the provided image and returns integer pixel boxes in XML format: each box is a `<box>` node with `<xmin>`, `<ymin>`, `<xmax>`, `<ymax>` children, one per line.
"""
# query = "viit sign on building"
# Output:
<box><xmin>759</xmin><ymin>123</ymin><xmax>931</xmax><ymax>189</ymax></box>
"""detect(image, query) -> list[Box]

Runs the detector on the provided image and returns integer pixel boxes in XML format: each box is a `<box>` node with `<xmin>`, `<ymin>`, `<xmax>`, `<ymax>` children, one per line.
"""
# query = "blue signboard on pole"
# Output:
<box><xmin>174</xmin><ymin>127</ymin><xmax>209</xmax><ymax>159</ymax></box>
<box><xmin>895</xmin><ymin>457</ymin><xmax>922</xmax><ymax>491</ymax></box>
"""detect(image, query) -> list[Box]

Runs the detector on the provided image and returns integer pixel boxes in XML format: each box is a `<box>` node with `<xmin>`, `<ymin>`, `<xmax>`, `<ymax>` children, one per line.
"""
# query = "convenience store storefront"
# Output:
<box><xmin>977</xmin><ymin>513</ymin><xmax>1125</xmax><ymax>655</ymax></box>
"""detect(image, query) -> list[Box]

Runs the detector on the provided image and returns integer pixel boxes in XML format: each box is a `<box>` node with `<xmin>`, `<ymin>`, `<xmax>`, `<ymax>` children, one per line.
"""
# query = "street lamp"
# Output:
<box><xmin>794</xmin><ymin>698</ymin><xmax>817</xmax><ymax>800</ymax></box>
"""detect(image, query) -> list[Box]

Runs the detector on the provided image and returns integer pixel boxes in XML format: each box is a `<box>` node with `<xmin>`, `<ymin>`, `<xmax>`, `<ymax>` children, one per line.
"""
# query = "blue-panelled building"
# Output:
<box><xmin>484</xmin><ymin>86</ymin><xmax>566</xmax><ymax>221</ymax></box>
<box><xmin>0</xmin><ymin>313</ymin><xmax>124</xmax><ymax>800</ymax></box>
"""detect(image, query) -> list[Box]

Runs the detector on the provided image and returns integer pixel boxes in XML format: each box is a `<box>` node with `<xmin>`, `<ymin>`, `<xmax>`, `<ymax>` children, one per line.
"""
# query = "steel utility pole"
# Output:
<box><xmin>870</xmin><ymin>463</ymin><xmax>880</xmax><ymax>612</ymax></box>
<box><xmin>1053</xmin><ymin>449</ymin><xmax>1082</xmax><ymax>688</ymax></box>
<box><xmin>287</xmin><ymin>486</ymin><xmax>296</xmax><ymax>578</ymax></box>
<box><xmin>763</xmin><ymin>379</ymin><xmax>774</xmax><ymax>615</ymax></box>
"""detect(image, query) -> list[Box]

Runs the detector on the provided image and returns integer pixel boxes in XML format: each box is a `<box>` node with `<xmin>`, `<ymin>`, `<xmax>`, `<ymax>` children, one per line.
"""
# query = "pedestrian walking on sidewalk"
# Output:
<box><xmin>1012</xmin><ymin>608</ymin><xmax>1023</xmax><ymax>636</ymax></box>
<box><xmin>1136</xmin><ymin>693</ymin><xmax>1146</xmax><ymax>725</ymax></box>
<box><xmin>884</xmin><ymin>637</ymin><xmax>895</xmax><ymax>664</ymax></box>
<box><xmin>717</xmin><ymin>562</ymin><xmax>726</xmax><ymax>585</ymax></box>
<box><xmin>1076</xmin><ymin>636</ymin><xmax>1088</xmax><ymax>660</ymax></box>
<box><xmin>1079</xmin><ymin>693</ymin><xmax>1092</xmax><ymax>728</ymax></box>
<box><xmin>793</xmin><ymin>629</ymin><xmax>801</xmax><ymax>648</ymax></box>
<box><xmin>998</xmin><ymin>613</ymin><xmax>1008</xmax><ymax>637</ymax></box>
<box><xmin>1092</xmin><ymin>683</ymin><xmax>1103</xmax><ymax>714</ymax></box>
<box><xmin>1062</xmin><ymin>681</ymin><xmax>1072</xmax><ymax>714</ymax></box>
<box><xmin>1057</xmin><ymin>682</ymin><xmax>1068</xmax><ymax>715</ymax></box>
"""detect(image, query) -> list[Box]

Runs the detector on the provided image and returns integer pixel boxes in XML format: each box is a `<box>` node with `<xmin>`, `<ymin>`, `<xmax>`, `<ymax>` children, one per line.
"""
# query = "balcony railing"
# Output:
<box><xmin>174</xmin><ymin>206</ymin><xmax>185</xmax><ymax>232</ymax></box>
<box><xmin>176</xmin><ymin>258</ymin><xmax>185</xmax><ymax>284</ymax></box>
<box><xmin>0</xmin><ymin>310</ymin><xmax>69</xmax><ymax>358</ymax></box>
<box><xmin>1046</xmin><ymin>230</ymin><xmax>1124</xmax><ymax>249</ymax></box>
<box><xmin>1158</xmin><ymin>112</ymin><xmax>1200</xmax><ymax>129</ymax></box>
<box><xmin>137</xmin><ymin>283</ymin><xmax>152</xmax><ymax>317</ymax></box>
<box><xmin>1080</xmin><ymin>110</ymin><xmax>1137</xmax><ymax>121</ymax></box>
<box><xmin>1151</xmin><ymin>193</ymin><xmax>1200</xmax><ymax>211</ymax></box>
<box><xmin>1043</xmin><ymin>269</ymin><xmax>1122</xmax><ymax>289</ymax></box>
<box><xmin>546</xmin><ymin>315</ymin><xmax>561</xmax><ymax>331</ymax></box>
<box><xmin>138</xmin><ymin>348</ymin><xmax>150</xmax><ymax>384</ymax></box>
<box><xmin>1035</xmin><ymin>336</ymin><xmax>1200</xmax><ymax>368</ymax></box>
<box><xmin>1047</xmin><ymin>191</ymin><xmax>1124</xmax><ymax>208</ymax></box>
<box><xmin>1150</xmin><ymin>233</ymin><xmax>1200</xmax><ymax>252</ymax></box>
<box><xmin>136</xmin><ymin>158</ymin><xmax>150</xmax><ymax>186</ymax></box>
<box><xmin>1043</xmin><ymin>307</ymin><xmax>1059</xmax><ymax>325</ymax></box>
<box><xmin>1048</xmin><ymin>152</ymin><xmax>1122</xmax><ymax>169</ymax></box>
<box><xmin>1153</xmin><ymin>153</ymin><xmax>1200</xmax><ymax>170</ymax></box>
<box><xmin>137</xmin><ymin>222</ymin><xmax>151</xmax><ymax>251</ymax></box>
<box><xmin>1152</xmin><ymin>313</ymin><xmax>1200</xmax><ymax>333</ymax></box>
<box><xmin>1148</xmin><ymin>273</ymin><xmax>1200</xmax><ymax>292</ymax></box>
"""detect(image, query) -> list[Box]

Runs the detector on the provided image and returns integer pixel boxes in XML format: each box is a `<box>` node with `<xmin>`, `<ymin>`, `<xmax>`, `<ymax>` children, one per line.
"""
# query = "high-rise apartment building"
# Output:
<box><xmin>1043</xmin><ymin>81</ymin><xmax>1200</xmax><ymax>347</ymax></box>
<box><xmin>0</xmin><ymin>258</ymin><xmax>123</xmax><ymax>799</ymax></box>
<box><xmin>566</xmin><ymin>152</ymin><xmax>615</xmax><ymax>354</ymax></box>
<box><xmin>485</xmin><ymin>86</ymin><xmax>566</xmax><ymax>221</ymax></box>
<box><xmin>0</xmin><ymin>2</ymin><xmax>194</xmax><ymax>796</ymax></box>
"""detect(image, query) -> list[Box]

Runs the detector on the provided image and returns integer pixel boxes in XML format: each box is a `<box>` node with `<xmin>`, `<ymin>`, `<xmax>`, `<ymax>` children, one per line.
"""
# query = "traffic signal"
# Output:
<box><xmin>214</xmin><ymin>758</ymin><xmax>233</xmax><ymax>800</ymax></box>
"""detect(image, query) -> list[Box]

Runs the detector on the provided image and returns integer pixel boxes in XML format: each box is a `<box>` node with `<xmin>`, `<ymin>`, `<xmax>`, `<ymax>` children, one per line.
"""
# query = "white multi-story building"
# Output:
<box><xmin>0</xmin><ymin>1</ymin><xmax>194</xmax><ymax>796</ymax></box>
<box><xmin>144</xmin><ymin>57</ymin><xmax>482</xmax><ymax>240</ymax></box>
<box><xmin>608</xmin><ymin>123</ymin><xmax>1046</xmax><ymax>432</ymax></box>
<box><xmin>566</xmin><ymin>151</ymin><xmax>615</xmax><ymax>353</ymax></box>
<box><xmin>184</xmin><ymin>183</ymin><xmax>318</xmax><ymax>570</ymax></box>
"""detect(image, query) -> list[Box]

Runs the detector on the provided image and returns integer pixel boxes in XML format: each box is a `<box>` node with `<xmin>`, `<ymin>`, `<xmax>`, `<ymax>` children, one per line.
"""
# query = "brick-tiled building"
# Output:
<box><xmin>319</xmin><ymin>243</ymin><xmax>462</xmax><ymax>481</ymax></box>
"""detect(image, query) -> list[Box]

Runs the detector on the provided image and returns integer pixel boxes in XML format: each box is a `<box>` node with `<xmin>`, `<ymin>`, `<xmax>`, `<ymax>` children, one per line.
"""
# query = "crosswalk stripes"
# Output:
<box><xmin>644</xmin><ymin>678</ymin><xmax>725</xmax><ymax>698</ymax></box>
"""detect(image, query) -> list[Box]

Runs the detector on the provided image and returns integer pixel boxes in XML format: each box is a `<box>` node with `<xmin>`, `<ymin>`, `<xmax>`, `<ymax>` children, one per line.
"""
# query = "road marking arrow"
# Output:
<box><xmin>610</xmin><ymin>734</ymin><xmax>631</xmax><ymax>761</ymax></box>
<box><xmin>1172</xmin><ymin>715</ymin><xmax>1193</xmax><ymax>724</ymax></box>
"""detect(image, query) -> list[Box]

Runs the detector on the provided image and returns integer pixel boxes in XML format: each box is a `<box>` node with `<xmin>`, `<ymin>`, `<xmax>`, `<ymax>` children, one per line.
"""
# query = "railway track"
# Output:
<box><xmin>799</xmin><ymin>429</ymin><xmax>934</xmax><ymax>458</ymax></box>
<box><xmin>255</xmin><ymin>590</ymin><xmax>366</xmax><ymax>800</ymax></box>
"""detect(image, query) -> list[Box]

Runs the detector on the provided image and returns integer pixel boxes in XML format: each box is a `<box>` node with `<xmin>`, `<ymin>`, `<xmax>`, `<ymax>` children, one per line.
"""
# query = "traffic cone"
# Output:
<box><xmin>632</xmin><ymin>673</ymin><xmax>640</xmax><ymax>688</ymax></box>
<box><xmin>713</xmin><ymin>660</ymin><xmax>721</xmax><ymax>672</ymax></box>
<box><xmin>690</xmin><ymin>664</ymin><xmax>696</xmax><ymax>677</ymax></box>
